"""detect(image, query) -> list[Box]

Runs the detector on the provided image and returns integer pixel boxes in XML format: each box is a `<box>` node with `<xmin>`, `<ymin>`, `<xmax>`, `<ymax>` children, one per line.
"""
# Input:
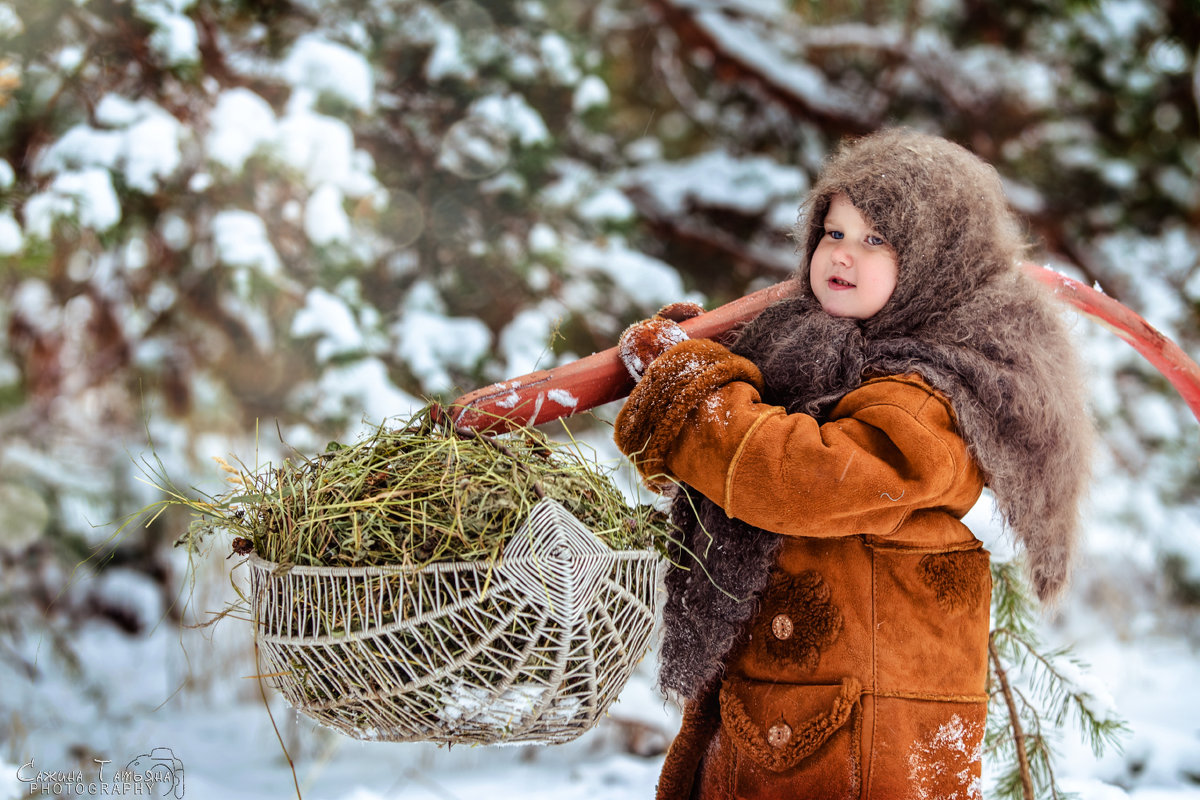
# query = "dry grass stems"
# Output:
<box><xmin>173</xmin><ymin>406</ymin><xmax>672</xmax><ymax>569</ymax></box>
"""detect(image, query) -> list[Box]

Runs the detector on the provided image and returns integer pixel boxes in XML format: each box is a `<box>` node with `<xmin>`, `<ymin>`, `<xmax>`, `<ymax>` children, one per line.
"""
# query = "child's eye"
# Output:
<box><xmin>866</xmin><ymin>234</ymin><xmax>886</xmax><ymax>246</ymax></box>
<box><xmin>826</xmin><ymin>230</ymin><xmax>844</xmax><ymax>240</ymax></box>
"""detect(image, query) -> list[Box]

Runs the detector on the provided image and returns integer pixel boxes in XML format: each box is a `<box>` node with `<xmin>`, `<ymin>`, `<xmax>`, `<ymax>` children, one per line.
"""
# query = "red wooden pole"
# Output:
<box><xmin>447</xmin><ymin>265</ymin><xmax>1200</xmax><ymax>432</ymax></box>
<box><xmin>1022</xmin><ymin>263</ymin><xmax>1200</xmax><ymax>423</ymax></box>
<box><xmin>446</xmin><ymin>281</ymin><xmax>794</xmax><ymax>433</ymax></box>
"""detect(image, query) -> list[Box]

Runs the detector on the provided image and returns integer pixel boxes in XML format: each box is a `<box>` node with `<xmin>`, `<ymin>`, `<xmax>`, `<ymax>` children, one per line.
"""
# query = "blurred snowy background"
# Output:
<box><xmin>0</xmin><ymin>0</ymin><xmax>1198</xmax><ymax>797</ymax></box>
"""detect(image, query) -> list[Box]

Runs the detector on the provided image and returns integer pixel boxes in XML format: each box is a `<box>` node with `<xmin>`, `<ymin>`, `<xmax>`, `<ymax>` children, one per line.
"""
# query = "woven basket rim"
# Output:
<box><xmin>242</xmin><ymin>498</ymin><xmax>659</xmax><ymax>578</ymax></box>
<box><xmin>244</xmin><ymin>546</ymin><xmax>660</xmax><ymax>578</ymax></box>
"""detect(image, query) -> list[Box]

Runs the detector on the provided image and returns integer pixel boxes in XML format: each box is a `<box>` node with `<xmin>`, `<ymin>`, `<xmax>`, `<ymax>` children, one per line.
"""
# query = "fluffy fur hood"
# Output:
<box><xmin>659</xmin><ymin>129</ymin><xmax>1093</xmax><ymax>700</ymax></box>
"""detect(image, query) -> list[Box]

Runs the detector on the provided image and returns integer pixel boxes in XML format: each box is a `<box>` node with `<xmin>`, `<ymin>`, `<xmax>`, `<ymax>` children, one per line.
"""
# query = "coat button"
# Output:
<box><xmin>767</xmin><ymin>722</ymin><xmax>792</xmax><ymax>748</ymax></box>
<box><xmin>771</xmin><ymin>614</ymin><xmax>794</xmax><ymax>640</ymax></box>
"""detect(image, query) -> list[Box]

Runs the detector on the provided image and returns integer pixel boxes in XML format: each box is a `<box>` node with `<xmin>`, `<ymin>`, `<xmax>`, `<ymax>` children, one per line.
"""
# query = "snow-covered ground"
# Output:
<box><xmin>3</xmin><ymin>414</ymin><xmax>1200</xmax><ymax>800</ymax></box>
<box><xmin>2</xmin><ymin>578</ymin><xmax>1199</xmax><ymax>799</ymax></box>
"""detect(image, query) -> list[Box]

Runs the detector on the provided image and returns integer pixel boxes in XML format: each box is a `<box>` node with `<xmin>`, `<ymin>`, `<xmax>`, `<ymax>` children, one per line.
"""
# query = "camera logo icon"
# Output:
<box><xmin>124</xmin><ymin>747</ymin><xmax>185</xmax><ymax>798</ymax></box>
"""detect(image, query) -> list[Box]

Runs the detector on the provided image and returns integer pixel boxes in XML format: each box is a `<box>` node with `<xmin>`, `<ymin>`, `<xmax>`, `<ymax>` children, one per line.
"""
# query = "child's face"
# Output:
<box><xmin>809</xmin><ymin>193</ymin><xmax>898</xmax><ymax>319</ymax></box>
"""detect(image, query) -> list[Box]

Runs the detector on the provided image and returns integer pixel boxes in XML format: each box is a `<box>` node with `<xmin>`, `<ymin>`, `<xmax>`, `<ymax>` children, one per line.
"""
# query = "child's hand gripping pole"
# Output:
<box><xmin>444</xmin><ymin>264</ymin><xmax>1200</xmax><ymax>433</ymax></box>
<box><xmin>444</xmin><ymin>282</ymin><xmax>795</xmax><ymax>434</ymax></box>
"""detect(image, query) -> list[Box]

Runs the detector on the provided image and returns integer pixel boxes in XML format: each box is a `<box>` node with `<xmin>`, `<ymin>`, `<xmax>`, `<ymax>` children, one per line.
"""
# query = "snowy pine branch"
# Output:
<box><xmin>987</xmin><ymin>560</ymin><xmax>1130</xmax><ymax>799</ymax></box>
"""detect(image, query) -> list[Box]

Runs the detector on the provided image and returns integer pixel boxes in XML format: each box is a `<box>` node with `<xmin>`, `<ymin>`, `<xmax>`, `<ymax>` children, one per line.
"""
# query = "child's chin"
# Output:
<box><xmin>818</xmin><ymin>301</ymin><xmax>865</xmax><ymax>319</ymax></box>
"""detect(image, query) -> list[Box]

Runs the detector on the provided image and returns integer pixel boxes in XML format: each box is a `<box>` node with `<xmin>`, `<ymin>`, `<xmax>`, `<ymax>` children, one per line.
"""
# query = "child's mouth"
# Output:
<box><xmin>829</xmin><ymin>277</ymin><xmax>855</xmax><ymax>289</ymax></box>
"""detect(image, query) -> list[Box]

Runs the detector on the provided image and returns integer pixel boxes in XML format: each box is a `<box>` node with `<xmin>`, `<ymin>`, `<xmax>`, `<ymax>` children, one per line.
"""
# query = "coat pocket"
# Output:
<box><xmin>719</xmin><ymin>677</ymin><xmax>862</xmax><ymax>798</ymax></box>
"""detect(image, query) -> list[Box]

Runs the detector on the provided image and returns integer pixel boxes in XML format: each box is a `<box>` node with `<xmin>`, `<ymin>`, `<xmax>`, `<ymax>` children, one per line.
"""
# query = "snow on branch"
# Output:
<box><xmin>650</xmin><ymin>0</ymin><xmax>1057</xmax><ymax>137</ymax></box>
<box><xmin>651</xmin><ymin>0</ymin><xmax>885</xmax><ymax>131</ymax></box>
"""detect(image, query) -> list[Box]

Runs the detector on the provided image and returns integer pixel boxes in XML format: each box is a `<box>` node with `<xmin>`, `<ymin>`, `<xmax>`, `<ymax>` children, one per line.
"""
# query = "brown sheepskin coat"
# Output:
<box><xmin>622</xmin><ymin>357</ymin><xmax>990</xmax><ymax>798</ymax></box>
<box><xmin>613</xmin><ymin>130</ymin><xmax>1092</xmax><ymax>799</ymax></box>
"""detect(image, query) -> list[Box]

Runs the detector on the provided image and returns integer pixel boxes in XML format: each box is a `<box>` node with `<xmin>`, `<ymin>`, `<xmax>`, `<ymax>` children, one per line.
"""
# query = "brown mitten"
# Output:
<box><xmin>655</xmin><ymin>301</ymin><xmax>705</xmax><ymax>323</ymax></box>
<box><xmin>618</xmin><ymin>317</ymin><xmax>688</xmax><ymax>382</ymax></box>
<box><xmin>618</xmin><ymin>302</ymin><xmax>706</xmax><ymax>382</ymax></box>
<box><xmin>615</xmin><ymin>338</ymin><xmax>764</xmax><ymax>489</ymax></box>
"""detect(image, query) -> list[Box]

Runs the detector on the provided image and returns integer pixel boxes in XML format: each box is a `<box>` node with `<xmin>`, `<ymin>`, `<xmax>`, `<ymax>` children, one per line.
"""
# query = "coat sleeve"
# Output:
<box><xmin>663</xmin><ymin>374</ymin><xmax>974</xmax><ymax>537</ymax></box>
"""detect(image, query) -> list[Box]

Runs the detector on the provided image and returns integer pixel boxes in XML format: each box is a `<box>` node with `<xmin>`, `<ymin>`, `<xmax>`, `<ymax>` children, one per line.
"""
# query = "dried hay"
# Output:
<box><xmin>179</xmin><ymin>406</ymin><xmax>670</xmax><ymax>569</ymax></box>
<box><xmin>168</xmin><ymin>406</ymin><xmax>671</xmax><ymax>745</ymax></box>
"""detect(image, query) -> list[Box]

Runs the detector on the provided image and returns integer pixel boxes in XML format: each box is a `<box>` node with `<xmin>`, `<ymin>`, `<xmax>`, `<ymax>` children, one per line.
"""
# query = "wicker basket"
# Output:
<box><xmin>246</xmin><ymin>497</ymin><xmax>662</xmax><ymax>745</ymax></box>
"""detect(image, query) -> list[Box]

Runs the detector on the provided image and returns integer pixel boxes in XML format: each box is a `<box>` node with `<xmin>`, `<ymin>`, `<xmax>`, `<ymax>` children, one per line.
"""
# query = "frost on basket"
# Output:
<box><xmin>248</xmin><ymin>498</ymin><xmax>661</xmax><ymax>745</ymax></box>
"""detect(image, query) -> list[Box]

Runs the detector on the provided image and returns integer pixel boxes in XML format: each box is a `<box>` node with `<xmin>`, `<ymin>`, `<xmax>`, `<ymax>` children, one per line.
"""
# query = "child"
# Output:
<box><xmin>613</xmin><ymin>129</ymin><xmax>1092</xmax><ymax>799</ymax></box>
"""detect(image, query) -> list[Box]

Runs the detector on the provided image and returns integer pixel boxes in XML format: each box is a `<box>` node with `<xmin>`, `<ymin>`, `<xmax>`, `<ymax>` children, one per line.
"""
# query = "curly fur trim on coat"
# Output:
<box><xmin>657</xmin><ymin>129</ymin><xmax>1093</xmax><ymax>701</ymax></box>
<box><xmin>718</xmin><ymin>677</ymin><xmax>862</xmax><ymax>772</ymax></box>
<box><xmin>919</xmin><ymin>550</ymin><xmax>991</xmax><ymax>613</ymax></box>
